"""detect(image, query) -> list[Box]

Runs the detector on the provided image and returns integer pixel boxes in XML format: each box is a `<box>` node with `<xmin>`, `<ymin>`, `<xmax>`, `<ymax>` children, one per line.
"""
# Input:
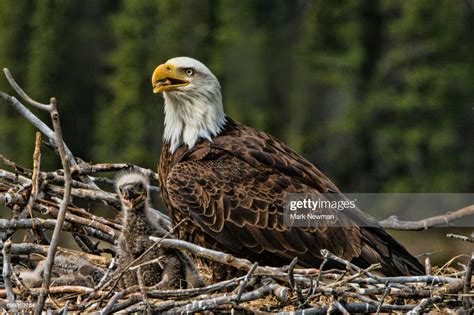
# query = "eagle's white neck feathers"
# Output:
<box><xmin>162</xmin><ymin>57</ymin><xmax>226</xmax><ymax>153</ymax></box>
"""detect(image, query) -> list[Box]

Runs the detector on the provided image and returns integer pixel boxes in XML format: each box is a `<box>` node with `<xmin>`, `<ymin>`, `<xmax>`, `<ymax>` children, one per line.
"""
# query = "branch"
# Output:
<box><xmin>408</xmin><ymin>296</ymin><xmax>443</xmax><ymax>314</ymax></box>
<box><xmin>233</xmin><ymin>262</ymin><xmax>258</xmax><ymax>304</ymax></box>
<box><xmin>5</xmin><ymin>242</ymin><xmax>110</xmax><ymax>267</ymax></box>
<box><xmin>25</xmin><ymin>132</ymin><xmax>47</xmax><ymax>242</ymax></box>
<box><xmin>3</xmin><ymin>68</ymin><xmax>51</xmax><ymax>111</ymax></box>
<box><xmin>463</xmin><ymin>253</ymin><xmax>474</xmax><ymax>311</ymax></box>
<box><xmin>447</xmin><ymin>233</ymin><xmax>474</xmax><ymax>243</ymax></box>
<box><xmin>2</xmin><ymin>240</ymin><xmax>16</xmax><ymax>312</ymax></box>
<box><xmin>0</xmin><ymin>82</ymin><xmax>98</xmax><ymax>190</ymax></box>
<box><xmin>0</xmin><ymin>218</ymin><xmax>117</xmax><ymax>244</ymax></box>
<box><xmin>379</xmin><ymin>205</ymin><xmax>474</xmax><ymax>230</ymax></box>
<box><xmin>151</xmin><ymin>237</ymin><xmax>291</xmax><ymax>278</ymax></box>
<box><xmin>71</xmin><ymin>163</ymin><xmax>160</xmax><ymax>185</ymax></box>
<box><xmin>167</xmin><ymin>283</ymin><xmax>278</xmax><ymax>313</ymax></box>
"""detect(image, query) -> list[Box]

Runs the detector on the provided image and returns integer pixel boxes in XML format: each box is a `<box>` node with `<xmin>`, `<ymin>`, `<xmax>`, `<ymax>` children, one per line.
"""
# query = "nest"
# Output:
<box><xmin>1</xmin><ymin>154</ymin><xmax>473</xmax><ymax>313</ymax></box>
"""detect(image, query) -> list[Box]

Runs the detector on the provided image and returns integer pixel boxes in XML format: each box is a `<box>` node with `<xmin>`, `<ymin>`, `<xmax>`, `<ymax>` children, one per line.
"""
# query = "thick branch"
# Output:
<box><xmin>379</xmin><ymin>205</ymin><xmax>474</xmax><ymax>230</ymax></box>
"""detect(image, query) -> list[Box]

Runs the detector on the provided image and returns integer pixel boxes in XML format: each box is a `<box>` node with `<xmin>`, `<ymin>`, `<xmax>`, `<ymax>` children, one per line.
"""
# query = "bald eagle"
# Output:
<box><xmin>152</xmin><ymin>57</ymin><xmax>424</xmax><ymax>276</ymax></box>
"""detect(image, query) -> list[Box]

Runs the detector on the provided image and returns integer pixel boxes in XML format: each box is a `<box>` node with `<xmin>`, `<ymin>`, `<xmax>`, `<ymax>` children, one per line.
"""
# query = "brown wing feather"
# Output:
<box><xmin>167</xmin><ymin>155</ymin><xmax>361</xmax><ymax>263</ymax></box>
<box><xmin>161</xmin><ymin>118</ymin><xmax>424</xmax><ymax>276</ymax></box>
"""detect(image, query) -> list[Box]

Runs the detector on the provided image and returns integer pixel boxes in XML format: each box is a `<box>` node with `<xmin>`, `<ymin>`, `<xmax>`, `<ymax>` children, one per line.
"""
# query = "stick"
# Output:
<box><xmin>6</xmin><ymin>243</ymin><xmax>110</xmax><ymax>267</ymax></box>
<box><xmin>287</xmin><ymin>257</ymin><xmax>305</xmax><ymax>306</ymax></box>
<box><xmin>0</xmin><ymin>133</ymin><xmax>47</xmax><ymax>243</ymax></box>
<box><xmin>2</xmin><ymin>240</ymin><xmax>16</xmax><ymax>312</ymax></box>
<box><xmin>26</xmin><ymin>132</ymin><xmax>41</xmax><ymax>230</ymax></box>
<box><xmin>136</xmin><ymin>267</ymin><xmax>151</xmax><ymax>313</ymax></box>
<box><xmin>379</xmin><ymin>205</ymin><xmax>474</xmax><ymax>230</ymax></box>
<box><xmin>1</xmin><ymin>69</ymin><xmax>99</xmax><ymax>190</ymax></box>
<box><xmin>376</xmin><ymin>283</ymin><xmax>391</xmax><ymax>314</ymax></box>
<box><xmin>151</xmin><ymin>237</ymin><xmax>292</xmax><ymax>278</ymax></box>
<box><xmin>408</xmin><ymin>296</ymin><xmax>443</xmax><ymax>314</ymax></box>
<box><xmin>167</xmin><ymin>283</ymin><xmax>277</xmax><ymax>313</ymax></box>
<box><xmin>71</xmin><ymin>163</ymin><xmax>159</xmax><ymax>184</ymax></box>
<box><xmin>463</xmin><ymin>253</ymin><xmax>474</xmax><ymax>311</ymax></box>
<box><xmin>233</xmin><ymin>262</ymin><xmax>258</xmax><ymax>304</ymax></box>
<box><xmin>333</xmin><ymin>298</ymin><xmax>350</xmax><ymax>315</ymax></box>
<box><xmin>0</xmin><ymin>218</ymin><xmax>116</xmax><ymax>244</ymax></box>
<box><xmin>447</xmin><ymin>233</ymin><xmax>474</xmax><ymax>243</ymax></box>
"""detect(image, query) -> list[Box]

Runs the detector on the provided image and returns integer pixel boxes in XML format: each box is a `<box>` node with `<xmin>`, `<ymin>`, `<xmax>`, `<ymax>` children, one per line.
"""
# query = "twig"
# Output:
<box><xmin>26</xmin><ymin>132</ymin><xmax>42</xmax><ymax>232</ymax></box>
<box><xmin>84</xmin><ymin>274</ymin><xmax>246</xmax><ymax>313</ymax></box>
<box><xmin>60</xmin><ymin>301</ymin><xmax>70</xmax><ymax>315</ymax></box>
<box><xmin>0</xmin><ymin>133</ymin><xmax>48</xmax><ymax>243</ymax></box>
<box><xmin>463</xmin><ymin>252</ymin><xmax>474</xmax><ymax>311</ymax></box>
<box><xmin>333</xmin><ymin>298</ymin><xmax>350</xmax><ymax>315</ymax></box>
<box><xmin>151</xmin><ymin>276</ymin><xmax>245</xmax><ymax>299</ymax></box>
<box><xmin>151</xmin><ymin>237</ymin><xmax>298</xmax><ymax>279</ymax></box>
<box><xmin>233</xmin><ymin>262</ymin><xmax>258</xmax><ymax>304</ymax></box>
<box><xmin>314</xmin><ymin>256</ymin><xmax>328</xmax><ymax>289</ymax></box>
<box><xmin>167</xmin><ymin>283</ymin><xmax>278</xmax><ymax>313</ymax></box>
<box><xmin>447</xmin><ymin>233</ymin><xmax>474</xmax><ymax>243</ymax></box>
<box><xmin>2</xmin><ymin>240</ymin><xmax>16</xmax><ymax>312</ymax></box>
<box><xmin>290</xmin><ymin>302</ymin><xmax>416</xmax><ymax>313</ymax></box>
<box><xmin>376</xmin><ymin>283</ymin><xmax>391</xmax><ymax>314</ymax></box>
<box><xmin>0</xmin><ymin>218</ymin><xmax>116</xmax><ymax>244</ymax></box>
<box><xmin>0</xmin><ymin>89</ymin><xmax>99</xmax><ymax>190</ymax></box>
<box><xmin>321</xmin><ymin>249</ymin><xmax>381</xmax><ymax>280</ymax></box>
<box><xmin>6</xmin><ymin>242</ymin><xmax>110</xmax><ymax>267</ymax></box>
<box><xmin>71</xmin><ymin>162</ymin><xmax>159</xmax><ymax>184</ymax></box>
<box><xmin>0</xmin><ymin>285</ymin><xmax>96</xmax><ymax>297</ymax></box>
<box><xmin>136</xmin><ymin>267</ymin><xmax>151</xmax><ymax>313</ymax></box>
<box><xmin>425</xmin><ymin>256</ymin><xmax>432</xmax><ymax>275</ymax></box>
<box><xmin>3</xmin><ymin>69</ymin><xmax>50</xmax><ymax>110</ymax></box>
<box><xmin>99</xmin><ymin>289</ymin><xmax>132</xmax><ymax>315</ymax></box>
<box><xmin>379</xmin><ymin>205</ymin><xmax>474</xmax><ymax>230</ymax></box>
<box><xmin>408</xmin><ymin>296</ymin><xmax>443</xmax><ymax>314</ymax></box>
<box><xmin>287</xmin><ymin>257</ymin><xmax>305</xmax><ymax>306</ymax></box>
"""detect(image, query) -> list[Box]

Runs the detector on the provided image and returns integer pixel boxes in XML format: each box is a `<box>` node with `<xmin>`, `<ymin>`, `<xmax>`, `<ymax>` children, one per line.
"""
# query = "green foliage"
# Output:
<box><xmin>94</xmin><ymin>0</ymin><xmax>215</xmax><ymax>168</ymax></box>
<box><xmin>286</xmin><ymin>0</ymin><xmax>364</xmax><ymax>165</ymax></box>
<box><xmin>351</xmin><ymin>0</ymin><xmax>473</xmax><ymax>192</ymax></box>
<box><xmin>0</xmin><ymin>0</ymin><xmax>35</xmax><ymax>166</ymax></box>
<box><xmin>0</xmin><ymin>0</ymin><xmax>472</xmax><ymax>191</ymax></box>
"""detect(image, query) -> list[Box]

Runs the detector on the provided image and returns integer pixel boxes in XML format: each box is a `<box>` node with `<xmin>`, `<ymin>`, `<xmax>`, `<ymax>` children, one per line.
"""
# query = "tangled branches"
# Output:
<box><xmin>0</xmin><ymin>68</ymin><xmax>473</xmax><ymax>313</ymax></box>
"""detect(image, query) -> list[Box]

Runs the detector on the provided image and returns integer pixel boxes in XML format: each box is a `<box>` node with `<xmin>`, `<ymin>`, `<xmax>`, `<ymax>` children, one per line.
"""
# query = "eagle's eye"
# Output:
<box><xmin>185</xmin><ymin>68</ymin><xmax>195</xmax><ymax>76</ymax></box>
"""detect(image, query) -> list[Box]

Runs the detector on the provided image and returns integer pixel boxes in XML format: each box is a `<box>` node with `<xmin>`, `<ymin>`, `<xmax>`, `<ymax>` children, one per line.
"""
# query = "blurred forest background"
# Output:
<box><xmin>0</xmin><ymin>1</ymin><xmax>473</xmax><ymax>261</ymax></box>
<box><xmin>0</xmin><ymin>0</ymin><xmax>473</xmax><ymax>192</ymax></box>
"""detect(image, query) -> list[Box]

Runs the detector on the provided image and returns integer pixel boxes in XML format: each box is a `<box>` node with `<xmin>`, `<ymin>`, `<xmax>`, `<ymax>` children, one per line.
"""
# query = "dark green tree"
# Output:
<box><xmin>0</xmin><ymin>0</ymin><xmax>34</xmax><ymax>166</ymax></box>
<box><xmin>94</xmin><ymin>0</ymin><xmax>214</xmax><ymax>167</ymax></box>
<box><xmin>26</xmin><ymin>0</ymin><xmax>112</xmax><ymax>167</ymax></box>
<box><xmin>285</xmin><ymin>0</ymin><xmax>365</xmax><ymax>189</ymax></box>
<box><xmin>353</xmin><ymin>0</ymin><xmax>472</xmax><ymax>192</ymax></box>
<box><xmin>212</xmin><ymin>0</ymin><xmax>271</xmax><ymax>130</ymax></box>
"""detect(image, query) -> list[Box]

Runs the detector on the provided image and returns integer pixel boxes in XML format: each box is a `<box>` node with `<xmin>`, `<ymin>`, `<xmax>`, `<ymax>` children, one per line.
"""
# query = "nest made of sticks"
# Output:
<box><xmin>1</xmin><ymin>154</ymin><xmax>473</xmax><ymax>314</ymax></box>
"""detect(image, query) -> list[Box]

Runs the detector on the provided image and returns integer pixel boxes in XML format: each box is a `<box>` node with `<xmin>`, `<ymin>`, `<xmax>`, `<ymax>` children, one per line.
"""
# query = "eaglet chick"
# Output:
<box><xmin>115</xmin><ymin>171</ymin><xmax>203</xmax><ymax>289</ymax></box>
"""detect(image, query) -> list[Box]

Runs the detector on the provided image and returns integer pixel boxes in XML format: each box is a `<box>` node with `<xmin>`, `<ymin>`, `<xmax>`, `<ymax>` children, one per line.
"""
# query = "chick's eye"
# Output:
<box><xmin>185</xmin><ymin>68</ymin><xmax>194</xmax><ymax>76</ymax></box>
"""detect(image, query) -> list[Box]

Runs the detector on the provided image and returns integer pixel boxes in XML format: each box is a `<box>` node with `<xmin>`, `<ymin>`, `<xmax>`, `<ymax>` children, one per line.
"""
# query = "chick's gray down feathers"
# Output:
<box><xmin>115</xmin><ymin>170</ymin><xmax>204</xmax><ymax>289</ymax></box>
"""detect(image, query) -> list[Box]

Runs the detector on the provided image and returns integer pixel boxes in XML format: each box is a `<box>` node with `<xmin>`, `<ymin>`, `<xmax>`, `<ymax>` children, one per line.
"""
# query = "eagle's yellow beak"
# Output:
<box><xmin>151</xmin><ymin>63</ymin><xmax>189</xmax><ymax>94</ymax></box>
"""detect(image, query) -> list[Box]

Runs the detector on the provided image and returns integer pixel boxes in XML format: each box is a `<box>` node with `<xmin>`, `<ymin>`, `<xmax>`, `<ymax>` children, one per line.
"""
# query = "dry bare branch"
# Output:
<box><xmin>380</xmin><ymin>205</ymin><xmax>474</xmax><ymax>230</ymax></box>
<box><xmin>2</xmin><ymin>240</ymin><xmax>15</xmax><ymax>312</ymax></box>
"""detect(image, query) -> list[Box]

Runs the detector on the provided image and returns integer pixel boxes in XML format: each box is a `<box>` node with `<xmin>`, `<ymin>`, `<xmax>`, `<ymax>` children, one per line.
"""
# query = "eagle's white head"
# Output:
<box><xmin>151</xmin><ymin>57</ymin><xmax>226</xmax><ymax>153</ymax></box>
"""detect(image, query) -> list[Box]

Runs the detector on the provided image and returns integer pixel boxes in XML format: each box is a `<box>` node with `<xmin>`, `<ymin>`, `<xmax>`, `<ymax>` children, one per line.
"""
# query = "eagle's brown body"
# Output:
<box><xmin>159</xmin><ymin>117</ymin><xmax>424</xmax><ymax>276</ymax></box>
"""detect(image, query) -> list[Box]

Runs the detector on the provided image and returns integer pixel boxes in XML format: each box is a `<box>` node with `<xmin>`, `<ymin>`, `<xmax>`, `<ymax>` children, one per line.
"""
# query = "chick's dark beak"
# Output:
<box><xmin>120</xmin><ymin>184</ymin><xmax>146</xmax><ymax>209</ymax></box>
